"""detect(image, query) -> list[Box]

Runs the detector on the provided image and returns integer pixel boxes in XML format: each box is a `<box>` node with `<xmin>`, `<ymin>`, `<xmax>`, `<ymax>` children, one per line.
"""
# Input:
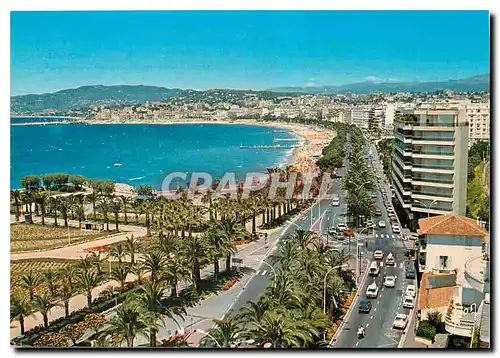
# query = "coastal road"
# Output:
<box><xmin>329</xmin><ymin>141</ymin><xmax>414</xmax><ymax>349</ymax></box>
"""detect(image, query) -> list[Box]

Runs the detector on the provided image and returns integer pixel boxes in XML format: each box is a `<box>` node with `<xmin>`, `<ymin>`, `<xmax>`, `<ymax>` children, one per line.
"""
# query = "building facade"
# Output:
<box><xmin>350</xmin><ymin>105</ymin><xmax>371</xmax><ymax>129</ymax></box>
<box><xmin>391</xmin><ymin>105</ymin><xmax>469</xmax><ymax>226</ymax></box>
<box><xmin>464</xmin><ymin>100</ymin><xmax>490</xmax><ymax>148</ymax></box>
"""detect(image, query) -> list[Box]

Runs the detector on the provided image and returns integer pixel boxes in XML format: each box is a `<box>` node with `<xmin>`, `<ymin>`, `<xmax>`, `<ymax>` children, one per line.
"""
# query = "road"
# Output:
<box><xmin>329</xmin><ymin>140</ymin><xmax>414</xmax><ymax>348</ymax></box>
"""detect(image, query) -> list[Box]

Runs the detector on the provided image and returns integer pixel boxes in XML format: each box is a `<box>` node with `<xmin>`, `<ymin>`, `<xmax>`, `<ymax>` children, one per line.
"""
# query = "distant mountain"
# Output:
<box><xmin>269</xmin><ymin>73</ymin><xmax>490</xmax><ymax>94</ymax></box>
<box><xmin>10</xmin><ymin>85</ymin><xmax>187</xmax><ymax>114</ymax></box>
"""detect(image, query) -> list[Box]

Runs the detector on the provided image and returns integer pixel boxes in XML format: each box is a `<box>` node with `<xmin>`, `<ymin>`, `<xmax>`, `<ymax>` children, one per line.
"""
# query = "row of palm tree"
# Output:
<box><xmin>198</xmin><ymin>229</ymin><xmax>354</xmax><ymax>348</ymax></box>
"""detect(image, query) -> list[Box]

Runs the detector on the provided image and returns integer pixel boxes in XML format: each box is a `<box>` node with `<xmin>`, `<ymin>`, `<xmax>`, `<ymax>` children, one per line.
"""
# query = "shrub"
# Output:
<box><xmin>426</xmin><ymin>310</ymin><xmax>443</xmax><ymax>328</ymax></box>
<box><xmin>416</xmin><ymin>321</ymin><xmax>436</xmax><ymax>340</ymax></box>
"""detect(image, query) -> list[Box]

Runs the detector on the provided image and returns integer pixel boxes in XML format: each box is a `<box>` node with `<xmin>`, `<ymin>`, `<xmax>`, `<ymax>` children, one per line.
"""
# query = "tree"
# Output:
<box><xmin>31</xmin><ymin>293</ymin><xmax>62</xmax><ymax>328</ymax></box>
<box><xmin>98</xmin><ymin>197</ymin><xmax>111</xmax><ymax>231</ymax></box>
<box><xmin>120</xmin><ymin>195</ymin><xmax>132</xmax><ymax>225</ymax></box>
<box><xmin>58</xmin><ymin>279</ymin><xmax>76</xmax><ymax>318</ymax></box>
<box><xmin>43</xmin><ymin>269</ymin><xmax>59</xmax><ymax>297</ymax></box>
<box><xmin>123</xmin><ymin>235</ymin><xmax>139</xmax><ymax>265</ymax></box>
<box><xmin>41</xmin><ymin>174</ymin><xmax>54</xmax><ymax>189</ymax></box>
<box><xmin>162</xmin><ymin>255</ymin><xmax>191</xmax><ymax>297</ymax></box>
<box><xmin>131</xmin><ymin>280</ymin><xmax>186</xmax><ymax>347</ymax></box>
<box><xmin>21</xmin><ymin>175</ymin><xmax>40</xmax><ymax>190</ymax></box>
<box><xmin>57</xmin><ymin>196</ymin><xmax>73</xmax><ymax>227</ymax></box>
<box><xmin>137</xmin><ymin>185</ymin><xmax>153</xmax><ymax>196</ymax></box>
<box><xmin>203</xmin><ymin>316</ymin><xmax>242</xmax><ymax>348</ymax></box>
<box><xmin>181</xmin><ymin>235</ymin><xmax>208</xmax><ymax>292</ymax></box>
<box><xmin>73</xmin><ymin>194</ymin><xmax>86</xmax><ymax>229</ymax></box>
<box><xmin>110</xmin><ymin>265</ymin><xmax>130</xmax><ymax>292</ymax></box>
<box><xmin>140</xmin><ymin>251</ymin><xmax>166</xmax><ymax>283</ymax></box>
<box><xmin>62</xmin><ymin>322</ymin><xmax>87</xmax><ymax>346</ymax></box>
<box><xmin>100</xmin><ymin>179</ymin><xmax>116</xmax><ymax>196</ymax></box>
<box><xmin>70</xmin><ymin>175</ymin><xmax>86</xmax><ymax>191</ymax></box>
<box><xmin>104</xmin><ymin>304</ymin><xmax>148</xmax><ymax>347</ymax></box>
<box><xmin>52</xmin><ymin>173</ymin><xmax>70</xmax><ymax>189</ymax></box>
<box><xmin>111</xmin><ymin>198</ymin><xmax>121</xmax><ymax>231</ymax></box>
<box><xmin>216</xmin><ymin>218</ymin><xmax>246</xmax><ymax>273</ymax></box>
<box><xmin>21</xmin><ymin>270</ymin><xmax>41</xmax><ymax>301</ymax></box>
<box><xmin>34</xmin><ymin>190</ymin><xmax>49</xmax><ymax>225</ymax></box>
<box><xmin>49</xmin><ymin>196</ymin><xmax>59</xmax><ymax>226</ymax></box>
<box><xmin>110</xmin><ymin>243</ymin><xmax>126</xmax><ymax>264</ymax></box>
<box><xmin>76</xmin><ymin>269</ymin><xmax>101</xmax><ymax>307</ymax></box>
<box><xmin>426</xmin><ymin>310</ymin><xmax>443</xmax><ymax>328</ymax></box>
<box><xmin>10</xmin><ymin>295</ymin><xmax>32</xmax><ymax>335</ymax></box>
<box><xmin>11</xmin><ymin>189</ymin><xmax>22</xmax><ymax>214</ymax></box>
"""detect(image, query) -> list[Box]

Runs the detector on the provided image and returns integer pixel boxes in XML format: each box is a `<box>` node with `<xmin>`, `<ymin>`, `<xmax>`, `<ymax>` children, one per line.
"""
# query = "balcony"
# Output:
<box><xmin>464</xmin><ymin>256</ymin><xmax>486</xmax><ymax>293</ymax></box>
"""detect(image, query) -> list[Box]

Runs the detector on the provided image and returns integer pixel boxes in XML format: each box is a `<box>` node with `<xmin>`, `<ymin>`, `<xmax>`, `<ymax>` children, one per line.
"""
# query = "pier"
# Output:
<box><xmin>239</xmin><ymin>144</ymin><xmax>298</xmax><ymax>149</ymax></box>
<box><xmin>272</xmin><ymin>129</ymin><xmax>290</xmax><ymax>133</ymax></box>
<box><xmin>273</xmin><ymin>138</ymin><xmax>298</xmax><ymax>142</ymax></box>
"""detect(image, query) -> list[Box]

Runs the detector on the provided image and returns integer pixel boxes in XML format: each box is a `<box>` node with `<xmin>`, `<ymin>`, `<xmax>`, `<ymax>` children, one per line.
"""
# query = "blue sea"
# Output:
<box><xmin>10</xmin><ymin>120</ymin><xmax>298</xmax><ymax>190</ymax></box>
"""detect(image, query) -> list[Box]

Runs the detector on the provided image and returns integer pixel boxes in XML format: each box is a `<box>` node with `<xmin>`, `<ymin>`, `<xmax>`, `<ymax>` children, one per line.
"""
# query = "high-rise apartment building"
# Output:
<box><xmin>464</xmin><ymin>100</ymin><xmax>490</xmax><ymax>147</ymax></box>
<box><xmin>391</xmin><ymin>105</ymin><xmax>469</xmax><ymax>228</ymax></box>
<box><xmin>350</xmin><ymin>105</ymin><xmax>371</xmax><ymax>129</ymax></box>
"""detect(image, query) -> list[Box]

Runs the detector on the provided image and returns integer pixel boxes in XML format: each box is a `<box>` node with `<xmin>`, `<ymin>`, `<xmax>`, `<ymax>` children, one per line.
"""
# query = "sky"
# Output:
<box><xmin>10</xmin><ymin>10</ymin><xmax>490</xmax><ymax>95</ymax></box>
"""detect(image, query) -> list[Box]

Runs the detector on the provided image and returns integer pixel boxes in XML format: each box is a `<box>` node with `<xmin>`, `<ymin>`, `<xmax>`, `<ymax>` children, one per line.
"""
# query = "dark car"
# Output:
<box><xmin>406</xmin><ymin>268</ymin><xmax>416</xmax><ymax>279</ymax></box>
<box><xmin>358</xmin><ymin>300</ymin><xmax>372</xmax><ymax>313</ymax></box>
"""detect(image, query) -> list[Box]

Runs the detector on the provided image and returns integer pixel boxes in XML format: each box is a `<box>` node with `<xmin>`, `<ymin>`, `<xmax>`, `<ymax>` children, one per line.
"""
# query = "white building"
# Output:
<box><xmin>383</xmin><ymin>102</ymin><xmax>395</xmax><ymax>129</ymax></box>
<box><xmin>464</xmin><ymin>100</ymin><xmax>490</xmax><ymax>147</ymax></box>
<box><xmin>350</xmin><ymin>105</ymin><xmax>371</xmax><ymax>129</ymax></box>
<box><xmin>391</xmin><ymin>105</ymin><xmax>469</xmax><ymax>229</ymax></box>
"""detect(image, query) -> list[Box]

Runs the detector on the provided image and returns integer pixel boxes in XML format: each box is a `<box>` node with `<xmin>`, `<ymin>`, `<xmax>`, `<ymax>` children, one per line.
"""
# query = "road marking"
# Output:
<box><xmin>380</xmin><ymin>261</ymin><xmax>384</xmax><ymax>267</ymax></box>
<box><xmin>261</xmin><ymin>270</ymin><xmax>267</xmax><ymax>276</ymax></box>
<box><xmin>392</xmin><ymin>235</ymin><xmax>395</xmax><ymax>239</ymax></box>
<box><xmin>374</xmin><ymin>308</ymin><xmax>377</xmax><ymax>312</ymax></box>
<box><xmin>370</xmin><ymin>316</ymin><xmax>373</xmax><ymax>320</ymax></box>
<box><xmin>355</xmin><ymin>342</ymin><xmax>359</xmax><ymax>347</ymax></box>
<box><xmin>366</xmin><ymin>324</ymin><xmax>370</xmax><ymax>327</ymax></box>
<box><xmin>377</xmin><ymin>301</ymin><xmax>380</xmax><ymax>305</ymax></box>
<box><xmin>375</xmin><ymin>234</ymin><xmax>379</xmax><ymax>239</ymax></box>
<box><xmin>399</xmin><ymin>262</ymin><xmax>404</xmax><ymax>269</ymax></box>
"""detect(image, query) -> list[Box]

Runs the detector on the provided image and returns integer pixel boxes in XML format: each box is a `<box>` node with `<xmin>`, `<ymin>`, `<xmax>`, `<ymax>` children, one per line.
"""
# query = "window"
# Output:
<box><xmin>465</xmin><ymin>237</ymin><xmax>473</xmax><ymax>247</ymax></box>
<box><xmin>439</xmin><ymin>255</ymin><xmax>449</xmax><ymax>269</ymax></box>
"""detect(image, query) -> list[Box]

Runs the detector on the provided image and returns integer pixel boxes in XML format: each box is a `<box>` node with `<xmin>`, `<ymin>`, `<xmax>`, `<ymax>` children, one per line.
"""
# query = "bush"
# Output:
<box><xmin>426</xmin><ymin>310</ymin><xmax>442</xmax><ymax>328</ymax></box>
<box><xmin>416</xmin><ymin>321</ymin><xmax>436</xmax><ymax>340</ymax></box>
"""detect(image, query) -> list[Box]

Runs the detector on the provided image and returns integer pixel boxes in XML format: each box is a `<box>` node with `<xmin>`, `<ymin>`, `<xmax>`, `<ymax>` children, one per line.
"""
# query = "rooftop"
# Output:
<box><xmin>417</xmin><ymin>214</ymin><xmax>488</xmax><ymax>240</ymax></box>
<box><xmin>418</xmin><ymin>272</ymin><xmax>456</xmax><ymax>310</ymax></box>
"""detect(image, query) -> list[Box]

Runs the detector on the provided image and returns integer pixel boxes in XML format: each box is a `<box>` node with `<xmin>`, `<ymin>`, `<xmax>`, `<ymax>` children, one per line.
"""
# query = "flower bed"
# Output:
<box><xmin>236</xmin><ymin>239</ymin><xmax>251</xmax><ymax>245</ymax></box>
<box><xmin>84</xmin><ymin>245</ymin><xmax>110</xmax><ymax>252</ymax></box>
<box><xmin>222</xmin><ymin>276</ymin><xmax>240</xmax><ymax>290</ymax></box>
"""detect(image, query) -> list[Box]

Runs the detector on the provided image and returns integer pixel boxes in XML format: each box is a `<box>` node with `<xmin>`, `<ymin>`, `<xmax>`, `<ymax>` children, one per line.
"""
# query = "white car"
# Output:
<box><xmin>387</xmin><ymin>206</ymin><xmax>394</xmax><ymax>213</ymax></box>
<box><xmin>366</xmin><ymin>282</ymin><xmax>379</xmax><ymax>298</ymax></box>
<box><xmin>391</xmin><ymin>225</ymin><xmax>401</xmax><ymax>233</ymax></box>
<box><xmin>384</xmin><ymin>275</ymin><xmax>396</xmax><ymax>288</ymax></box>
<box><xmin>393</xmin><ymin>313</ymin><xmax>408</xmax><ymax>330</ymax></box>
<box><xmin>373</xmin><ymin>250</ymin><xmax>384</xmax><ymax>260</ymax></box>
<box><xmin>403</xmin><ymin>296</ymin><xmax>415</xmax><ymax>309</ymax></box>
<box><xmin>378</xmin><ymin>221</ymin><xmax>386</xmax><ymax>228</ymax></box>
<box><xmin>386</xmin><ymin>252</ymin><xmax>395</xmax><ymax>266</ymax></box>
<box><xmin>337</xmin><ymin>223</ymin><xmax>347</xmax><ymax>232</ymax></box>
<box><xmin>406</xmin><ymin>285</ymin><xmax>416</xmax><ymax>297</ymax></box>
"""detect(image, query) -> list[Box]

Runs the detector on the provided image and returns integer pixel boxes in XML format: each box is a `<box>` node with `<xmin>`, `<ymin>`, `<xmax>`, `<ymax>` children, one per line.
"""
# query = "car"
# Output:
<box><xmin>390</xmin><ymin>215</ymin><xmax>398</xmax><ymax>223</ymax></box>
<box><xmin>366</xmin><ymin>282</ymin><xmax>379</xmax><ymax>298</ymax></box>
<box><xmin>378</xmin><ymin>220</ymin><xmax>386</xmax><ymax>228</ymax></box>
<box><xmin>386</xmin><ymin>252</ymin><xmax>395</xmax><ymax>266</ymax></box>
<box><xmin>337</xmin><ymin>223</ymin><xmax>347</xmax><ymax>232</ymax></box>
<box><xmin>406</xmin><ymin>285</ymin><xmax>416</xmax><ymax>297</ymax></box>
<box><xmin>358</xmin><ymin>300</ymin><xmax>372</xmax><ymax>313</ymax></box>
<box><xmin>393</xmin><ymin>313</ymin><xmax>408</xmax><ymax>329</ymax></box>
<box><xmin>403</xmin><ymin>296</ymin><xmax>415</xmax><ymax>309</ymax></box>
<box><xmin>373</xmin><ymin>250</ymin><xmax>384</xmax><ymax>260</ymax></box>
<box><xmin>328</xmin><ymin>226</ymin><xmax>336</xmax><ymax>234</ymax></box>
<box><xmin>406</xmin><ymin>268</ymin><xmax>416</xmax><ymax>279</ymax></box>
<box><xmin>392</xmin><ymin>225</ymin><xmax>401</xmax><ymax>233</ymax></box>
<box><xmin>384</xmin><ymin>275</ymin><xmax>396</xmax><ymax>287</ymax></box>
<box><xmin>343</xmin><ymin>229</ymin><xmax>355</xmax><ymax>237</ymax></box>
<box><xmin>387</xmin><ymin>206</ymin><xmax>394</xmax><ymax>213</ymax></box>
<box><xmin>371</xmin><ymin>192</ymin><xmax>377</xmax><ymax>199</ymax></box>
<box><xmin>375</xmin><ymin>209</ymin><xmax>382</xmax><ymax>216</ymax></box>
<box><xmin>368</xmin><ymin>261</ymin><xmax>380</xmax><ymax>276</ymax></box>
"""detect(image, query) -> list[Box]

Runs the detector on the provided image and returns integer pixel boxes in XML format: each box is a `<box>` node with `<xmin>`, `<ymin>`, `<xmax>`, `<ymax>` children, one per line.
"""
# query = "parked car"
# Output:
<box><xmin>343</xmin><ymin>229</ymin><xmax>355</xmax><ymax>237</ymax></box>
<box><xmin>403</xmin><ymin>296</ymin><xmax>415</xmax><ymax>309</ymax></box>
<box><xmin>392</xmin><ymin>225</ymin><xmax>401</xmax><ymax>233</ymax></box>
<box><xmin>337</xmin><ymin>223</ymin><xmax>347</xmax><ymax>232</ymax></box>
<box><xmin>373</xmin><ymin>250</ymin><xmax>384</xmax><ymax>260</ymax></box>
<box><xmin>405</xmin><ymin>268</ymin><xmax>416</xmax><ymax>279</ymax></box>
<box><xmin>371</xmin><ymin>192</ymin><xmax>377</xmax><ymax>199</ymax></box>
<box><xmin>378</xmin><ymin>220</ymin><xmax>386</xmax><ymax>228</ymax></box>
<box><xmin>393</xmin><ymin>313</ymin><xmax>408</xmax><ymax>329</ymax></box>
<box><xmin>366</xmin><ymin>282</ymin><xmax>379</xmax><ymax>298</ymax></box>
<box><xmin>375</xmin><ymin>208</ymin><xmax>382</xmax><ymax>216</ymax></box>
<box><xmin>358</xmin><ymin>300</ymin><xmax>372</xmax><ymax>313</ymax></box>
<box><xmin>387</xmin><ymin>206</ymin><xmax>394</xmax><ymax>213</ymax></box>
<box><xmin>406</xmin><ymin>285</ymin><xmax>416</xmax><ymax>297</ymax></box>
<box><xmin>384</xmin><ymin>275</ymin><xmax>396</xmax><ymax>288</ymax></box>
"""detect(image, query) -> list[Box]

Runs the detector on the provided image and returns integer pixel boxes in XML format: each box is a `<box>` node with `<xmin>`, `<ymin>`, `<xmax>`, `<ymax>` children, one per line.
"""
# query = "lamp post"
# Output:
<box><xmin>195</xmin><ymin>329</ymin><xmax>221</xmax><ymax>348</ymax></box>
<box><xmin>413</xmin><ymin>199</ymin><xmax>438</xmax><ymax>218</ymax></box>
<box><xmin>323</xmin><ymin>264</ymin><xmax>349</xmax><ymax>314</ymax></box>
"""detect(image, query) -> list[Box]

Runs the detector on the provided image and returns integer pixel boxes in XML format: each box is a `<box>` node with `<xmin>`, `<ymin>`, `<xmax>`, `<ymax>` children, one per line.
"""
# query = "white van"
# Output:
<box><xmin>368</xmin><ymin>261</ymin><xmax>380</xmax><ymax>276</ymax></box>
<box><xmin>331</xmin><ymin>195</ymin><xmax>340</xmax><ymax>206</ymax></box>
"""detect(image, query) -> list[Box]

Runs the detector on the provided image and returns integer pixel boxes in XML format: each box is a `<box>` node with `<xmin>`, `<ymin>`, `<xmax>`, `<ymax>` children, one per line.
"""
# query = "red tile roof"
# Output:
<box><xmin>417</xmin><ymin>214</ymin><xmax>488</xmax><ymax>239</ymax></box>
<box><xmin>417</xmin><ymin>272</ymin><xmax>455</xmax><ymax>310</ymax></box>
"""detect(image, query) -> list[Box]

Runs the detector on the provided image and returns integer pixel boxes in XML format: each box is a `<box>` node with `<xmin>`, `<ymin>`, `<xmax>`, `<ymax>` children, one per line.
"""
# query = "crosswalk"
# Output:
<box><xmin>255</xmin><ymin>270</ymin><xmax>269</xmax><ymax>276</ymax></box>
<box><xmin>379</xmin><ymin>261</ymin><xmax>405</xmax><ymax>269</ymax></box>
<box><xmin>375</xmin><ymin>234</ymin><xmax>401</xmax><ymax>239</ymax></box>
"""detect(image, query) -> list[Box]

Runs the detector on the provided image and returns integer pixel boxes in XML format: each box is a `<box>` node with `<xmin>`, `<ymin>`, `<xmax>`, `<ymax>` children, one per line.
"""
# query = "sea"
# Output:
<box><xmin>10</xmin><ymin>118</ymin><xmax>299</xmax><ymax>190</ymax></box>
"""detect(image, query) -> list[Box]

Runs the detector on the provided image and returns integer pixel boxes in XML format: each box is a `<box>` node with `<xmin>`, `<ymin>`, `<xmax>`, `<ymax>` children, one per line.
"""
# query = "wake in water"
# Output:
<box><xmin>129</xmin><ymin>176</ymin><xmax>146</xmax><ymax>181</ymax></box>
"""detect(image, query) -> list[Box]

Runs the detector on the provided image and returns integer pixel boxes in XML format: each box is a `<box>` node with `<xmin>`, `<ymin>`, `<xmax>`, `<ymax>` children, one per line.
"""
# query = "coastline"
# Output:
<box><xmin>10</xmin><ymin>118</ymin><xmax>334</xmax><ymax>190</ymax></box>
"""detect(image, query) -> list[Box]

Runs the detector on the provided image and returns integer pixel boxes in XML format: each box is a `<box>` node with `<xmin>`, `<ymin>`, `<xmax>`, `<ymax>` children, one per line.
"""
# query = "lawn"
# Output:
<box><xmin>10</xmin><ymin>223</ymin><xmax>115</xmax><ymax>252</ymax></box>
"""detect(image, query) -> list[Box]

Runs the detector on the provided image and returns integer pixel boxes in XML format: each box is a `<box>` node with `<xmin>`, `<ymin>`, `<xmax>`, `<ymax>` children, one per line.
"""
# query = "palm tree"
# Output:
<box><xmin>131</xmin><ymin>280</ymin><xmax>186</xmax><ymax>347</ymax></box>
<box><xmin>58</xmin><ymin>279</ymin><xmax>76</xmax><ymax>318</ymax></box>
<box><xmin>73</xmin><ymin>194</ymin><xmax>86</xmax><ymax>229</ymax></box>
<box><xmin>203</xmin><ymin>229</ymin><xmax>224</xmax><ymax>281</ymax></box>
<box><xmin>49</xmin><ymin>196</ymin><xmax>59</xmax><ymax>226</ymax></box>
<box><xmin>110</xmin><ymin>243</ymin><xmax>125</xmax><ymax>264</ymax></box>
<box><xmin>43</xmin><ymin>269</ymin><xmax>58</xmax><ymax>297</ymax></box>
<box><xmin>110</xmin><ymin>265</ymin><xmax>130</xmax><ymax>292</ymax></box>
<box><xmin>31</xmin><ymin>293</ymin><xmax>62</xmax><ymax>328</ymax></box>
<box><xmin>10</xmin><ymin>295</ymin><xmax>32</xmax><ymax>335</ymax></box>
<box><xmin>87</xmin><ymin>186</ymin><xmax>100</xmax><ymax>220</ymax></box>
<box><xmin>140</xmin><ymin>251</ymin><xmax>166</xmax><ymax>283</ymax></box>
<box><xmin>216</xmin><ymin>218</ymin><xmax>246</xmax><ymax>272</ymax></box>
<box><xmin>34</xmin><ymin>190</ymin><xmax>49</xmax><ymax>225</ymax></box>
<box><xmin>76</xmin><ymin>269</ymin><xmax>101</xmax><ymax>307</ymax></box>
<box><xmin>181</xmin><ymin>235</ymin><xmax>208</xmax><ymax>292</ymax></box>
<box><xmin>57</xmin><ymin>196</ymin><xmax>73</xmax><ymax>227</ymax></box>
<box><xmin>20</xmin><ymin>270</ymin><xmax>41</xmax><ymax>301</ymax></box>
<box><xmin>98</xmin><ymin>197</ymin><xmax>111</xmax><ymax>231</ymax></box>
<box><xmin>119</xmin><ymin>195</ymin><xmax>132</xmax><ymax>225</ymax></box>
<box><xmin>204</xmin><ymin>316</ymin><xmax>242</xmax><ymax>348</ymax></box>
<box><xmin>130</xmin><ymin>199</ymin><xmax>141</xmax><ymax>225</ymax></box>
<box><xmin>11</xmin><ymin>189</ymin><xmax>22</xmax><ymax>215</ymax></box>
<box><xmin>123</xmin><ymin>235</ymin><xmax>139</xmax><ymax>265</ymax></box>
<box><xmin>22</xmin><ymin>190</ymin><xmax>35</xmax><ymax>224</ymax></box>
<box><xmin>140</xmin><ymin>200</ymin><xmax>154</xmax><ymax>237</ymax></box>
<box><xmin>162</xmin><ymin>255</ymin><xmax>191</xmax><ymax>297</ymax></box>
<box><xmin>111</xmin><ymin>198</ymin><xmax>121</xmax><ymax>231</ymax></box>
<box><xmin>104</xmin><ymin>304</ymin><xmax>148</xmax><ymax>347</ymax></box>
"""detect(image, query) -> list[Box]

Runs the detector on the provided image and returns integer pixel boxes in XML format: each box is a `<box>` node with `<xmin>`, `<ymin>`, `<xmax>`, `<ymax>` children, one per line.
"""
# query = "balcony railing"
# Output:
<box><xmin>412</xmin><ymin>191</ymin><xmax>453</xmax><ymax>198</ymax></box>
<box><xmin>412</xmin><ymin>163</ymin><xmax>454</xmax><ymax>170</ymax></box>
<box><xmin>412</xmin><ymin>150</ymin><xmax>455</xmax><ymax>156</ymax></box>
<box><xmin>412</xmin><ymin>177</ymin><xmax>454</xmax><ymax>185</ymax></box>
<box><xmin>412</xmin><ymin>137</ymin><xmax>455</xmax><ymax>142</ymax></box>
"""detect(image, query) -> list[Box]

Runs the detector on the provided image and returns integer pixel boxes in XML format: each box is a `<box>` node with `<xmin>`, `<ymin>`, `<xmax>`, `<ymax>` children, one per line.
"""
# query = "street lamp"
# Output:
<box><xmin>195</xmin><ymin>329</ymin><xmax>221</xmax><ymax>348</ymax></box>
<box><xmin>323</xmin><ymin>264</ymin><xmax>349</xmax><ymax>314</ymax></box>
<box><xmin>413</xmin><ymin>199</ymin><xmax>438</xmax><ymax>218</ymax></box>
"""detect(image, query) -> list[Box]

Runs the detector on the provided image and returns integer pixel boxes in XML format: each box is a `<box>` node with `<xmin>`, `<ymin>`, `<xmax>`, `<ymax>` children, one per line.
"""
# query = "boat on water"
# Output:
<box><xmin>113</xmin><ymin>162</ymin><xmax>123</xmax><ymax>167</ymax></box>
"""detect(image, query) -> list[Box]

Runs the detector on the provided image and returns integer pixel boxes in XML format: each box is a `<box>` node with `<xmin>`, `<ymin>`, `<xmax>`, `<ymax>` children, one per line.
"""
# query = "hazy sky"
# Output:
<box><xmin>11</xmin><ymin>10</ymin><xmax>490</xmax><ymax>95</ymax></box>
